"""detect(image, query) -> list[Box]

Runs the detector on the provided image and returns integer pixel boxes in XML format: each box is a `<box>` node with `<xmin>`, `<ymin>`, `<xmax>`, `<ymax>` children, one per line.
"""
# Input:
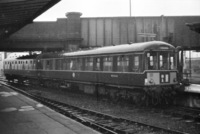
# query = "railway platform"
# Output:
<box><xmin>0</xmin><ymin>84</ymin><xmax>100</xmax><ymax>134</ymax></box>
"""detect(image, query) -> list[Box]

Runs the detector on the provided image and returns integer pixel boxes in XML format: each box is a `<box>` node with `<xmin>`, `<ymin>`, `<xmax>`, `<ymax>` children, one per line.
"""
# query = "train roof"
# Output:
<box><xmin>62</xmin><ymin>41</ymin><xmax>175</xmax><ymax>57</ymax></box>
<box><xmin>37</xmin><ymin>41</ymin><xmax>175</xmax><ymax>59</ymax></box>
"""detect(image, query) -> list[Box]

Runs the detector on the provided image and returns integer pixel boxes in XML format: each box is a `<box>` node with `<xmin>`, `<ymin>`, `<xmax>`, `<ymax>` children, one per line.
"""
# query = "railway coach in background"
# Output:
<box><xmin>4</xmin><ymin>41</ymin><xmax>182</xmax><ymax>105</ymax></box>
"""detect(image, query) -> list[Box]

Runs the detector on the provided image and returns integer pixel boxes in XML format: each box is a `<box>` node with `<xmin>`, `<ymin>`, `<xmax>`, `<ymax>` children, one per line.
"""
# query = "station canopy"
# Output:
<box><xmin>0</xmin><ymin>0</ymin><xmax>60</xmax><ymax>41</ymax></box>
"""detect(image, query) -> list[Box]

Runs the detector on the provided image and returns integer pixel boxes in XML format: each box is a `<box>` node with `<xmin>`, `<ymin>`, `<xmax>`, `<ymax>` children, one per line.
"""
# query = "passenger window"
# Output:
<box><xmin>56</xmin><ymin>59</ymin><xmax>62</xmax><ymax>70</ymax></box>
<box><xmin>94</xmin><ymin>58</ymin><xmax>101</xmax><ymax>71</ymax></box>
<box><xmin>70</xmin><ymin>59</ymin><xmax>74</xmax><ymax>70</ymax></box>
<box><xmin>103</xmin><ymin>56</ymin><xmax>113</xmax><ymax>71</ymax></box>
<box><xmin>33</xmin><ymin>61</ymin><xmax>36</xmax><ymax>69</ymax></box>
<box><xmin>132</xmin><ymin>55</ymin><xmax>140</xmax><ymax>72</ymax></box>
<box><xmin>46</xmin><ymin>60</ymin><xmax>52</xmax><ymax>70</ymax></box>
<box><xmin>65</xmin><ymin>59</ymin><xmax>71</xmax><ymax>70</ymax></box>
<box><xmin>117</xmin><ymin>55</ymin><xmax>129</xmax><ymax>72</ymax></box>
<box><xmin>85</xmin><ymin>57</ymin><xmax>93</xmax><ymax>71</ymax></box>
<box><xmin>71</xmin><ymin>58</ymin><xmax>80</xmax><ymax>70</ymax></box>
<box><xmin>77</xmin><ymin>58</ymin><xmax>83</xmax><ymax>70</ymax></box>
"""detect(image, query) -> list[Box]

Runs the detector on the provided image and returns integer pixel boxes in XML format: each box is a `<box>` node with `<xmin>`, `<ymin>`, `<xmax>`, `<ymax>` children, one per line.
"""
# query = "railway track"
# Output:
<box><xmin>162</xmin><ymin>106</ymin><xmax>200</xmax><ymax>123</ymax></box>
<box><xmin>147</xmin><ymin>106</ymin><xmax>200</xmax><ymax>125</ymax></box>
<box><xmin>0</xmin><ymin>80</ymin><xmax>191</xmax><ymax>134</ymax></box>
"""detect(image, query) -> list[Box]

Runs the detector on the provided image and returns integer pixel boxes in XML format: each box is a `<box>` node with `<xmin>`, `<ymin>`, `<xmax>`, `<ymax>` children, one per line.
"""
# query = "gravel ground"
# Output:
<box><xmin>26</xmin><ymin>87</ymin><xmax>200</xmax><ymax>134</ymax></box>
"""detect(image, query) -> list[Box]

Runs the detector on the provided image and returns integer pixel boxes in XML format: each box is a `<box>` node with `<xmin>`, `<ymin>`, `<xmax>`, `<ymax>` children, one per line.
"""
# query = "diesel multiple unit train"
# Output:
<box><xmin>3</xmin><ymin>41</ymin><xmax>181</xmax><ymax>104</ymax></box>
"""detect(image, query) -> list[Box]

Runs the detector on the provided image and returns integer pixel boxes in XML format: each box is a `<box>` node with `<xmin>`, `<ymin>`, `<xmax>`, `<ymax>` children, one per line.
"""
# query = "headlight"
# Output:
<box><xmin>145</xmin><ymin>78</ymin><xmax>155</xmax><ymax>85</ymax></box>
<box><xmin>149</xmin><ymin>79</ymin><xmax>155</xmax><ymax>84</ymax></box>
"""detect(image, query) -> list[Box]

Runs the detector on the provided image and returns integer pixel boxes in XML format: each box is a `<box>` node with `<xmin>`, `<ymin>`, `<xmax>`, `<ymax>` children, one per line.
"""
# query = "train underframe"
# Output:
<box><xmin>5</xmin><ymin>74</ymin><xmax>180</xmax><ymax>106</ymax></box>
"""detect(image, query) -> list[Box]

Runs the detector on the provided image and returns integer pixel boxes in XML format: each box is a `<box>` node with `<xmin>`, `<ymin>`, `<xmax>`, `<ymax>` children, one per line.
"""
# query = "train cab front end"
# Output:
<box><xmin>144</xmin><ymin>50</ymin><xmax>179</xmax><ymax>86</ymax></box>
<box><xmin>142</xmin><ymin>49</ymin><xmax>182</xmax><ymax>104</ymax></box>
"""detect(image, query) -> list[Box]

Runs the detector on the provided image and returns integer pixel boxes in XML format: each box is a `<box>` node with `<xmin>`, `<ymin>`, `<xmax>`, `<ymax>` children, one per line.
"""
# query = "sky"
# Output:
<box><xmin>34</xmin><ymin>0</ymin><xmax>200</xmax><ymax>21</ymax></box>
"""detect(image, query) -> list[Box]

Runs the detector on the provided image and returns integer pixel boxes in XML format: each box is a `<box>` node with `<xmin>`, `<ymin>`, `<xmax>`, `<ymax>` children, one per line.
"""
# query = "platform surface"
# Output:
<box><xmin>0</xmin><ymin>84</ymin><xmax>100</xmax><ymax>134</ymax></box>
<box><xmin>185</xmin><ymin>84</ymin><xmax>200</xmax><ymax>94</ymax></box>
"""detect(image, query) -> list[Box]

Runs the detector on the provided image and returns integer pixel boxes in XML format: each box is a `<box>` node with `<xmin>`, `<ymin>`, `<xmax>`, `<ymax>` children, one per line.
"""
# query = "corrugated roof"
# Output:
<box><xmin>0</xmin><ymin>0</ymin><xmax>60</xmax><ymax>40</ymax></box>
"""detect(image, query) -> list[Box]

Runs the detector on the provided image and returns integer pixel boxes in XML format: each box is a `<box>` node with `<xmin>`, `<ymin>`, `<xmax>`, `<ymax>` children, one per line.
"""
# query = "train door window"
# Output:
<box><xmin>146</xmin><ymin>52</ymin><xmax>158</xmax><ymax>70</ymax></box>
<box><xmin>117</xmin><ymin>55</ymin><xmax>129</xmax><ymax>72</ymax></box>
<box><xmin>85</xmin><ymin>57</ymin><xmax>93</xmax><ymax>71</ymax></box>
<box><xmin>94</xmin><ymin>57</ymin><xmax>101</xmax><ymax>71</ymax></box>
<box><xmin>159</xmin><ymin>52</ymin><xmax>169</xmax><ymax>70</ymax></box>
<box><xmin>103</xmin><ymin>56</ymin><xmax>113</xmax><ymax>71</ymax></box>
